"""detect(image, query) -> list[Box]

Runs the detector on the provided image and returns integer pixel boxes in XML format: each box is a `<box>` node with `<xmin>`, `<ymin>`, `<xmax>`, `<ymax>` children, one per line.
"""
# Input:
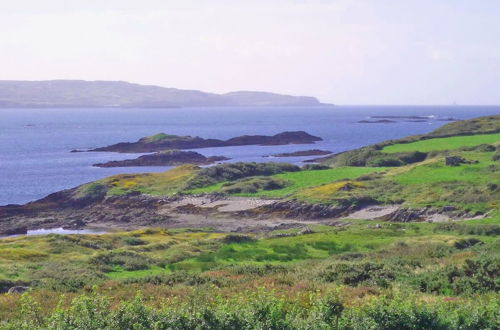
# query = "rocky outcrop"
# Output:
<box><xmin>266</xmin><ymin>149</ymin><xmax>332</xmax><ymax>157</ymax></box>
<box><xmin>240</xmin><ymin>200</ymin><xmax>355</xmax><ymax>219</ymax></box>
<box><xmin>90</xmin><ymin>131</ymin><xmax>323</xmax><ymax>153</ymax></box>
<box><xmin>93</xmin><ymin>150</ymin><xmax>229</xmax><ymax>167</ymax></box>
<box><xmin>7</xmin><ymin>286</ymin><xmax>29</xmax><ymax>294</ymax></box>
<box><xmin>445</xmin><ymin>156</ymin><xmax>479</xmax><ymax>166</ymax></box>
<box><xmin>357</xmin><ymin>120</ymin><xmax>396</xmax><ymax>124</ymax></box>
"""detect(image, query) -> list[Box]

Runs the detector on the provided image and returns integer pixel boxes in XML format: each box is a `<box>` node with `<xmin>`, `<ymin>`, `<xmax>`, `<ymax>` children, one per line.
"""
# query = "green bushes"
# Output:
<box><xmin>221</xmin><ymin>234</ymin><xmax>256</xmax><ymax>244</ymax></box>
<box><xmin>415</xmin><ymin>254</ymin><xmax>499</xmax><ymax>295</ymax></box>
<box><xmin>122</xmin><ymin>237</ymin><xmax>147</xmax><ymax>246</ymax></box>
<box><xmin>30</xmin><ymin>262</ymin><xmax>104</xmax><ymax>292</ymax></box>
<box><xmin>302</xmin><ymin>164</ymin><xmax>330</xmax><ymax>170</ymax></box>
<box><xmin>219</xmin><ymin>176</ymin><xmax>290</xmax><ymax>194</ymax></box>
<box><xmin>320</xmin><ymin>262</ymin><xmax>398</xmax><ymax>288</ymax></box>
<box><xmin>434</xmin><ymin>223</ymin><xmax>500</xmax><ymax>236</ymax></box>
<box><xmin>454</xmin><ymin>238</ymin><xmax>483</xmax><ymax>249</ymax></box>
<box><xmin>122</xmin><ymin>271</ymin><xmax>218</xmax><ymax>286</ymax></box>
<box><xmin>186</xmin><ymin>162</ymin><xmax>300</xmax><ymax>188</ymax></box>
<box><xmin>323</xmin><ymin>148</ymin><xmax>427</xmax><ymax>167</ymax></box>
<box><xmin>90</xmin><ymin>250</ymin><xmax>156</xmax><ymax>272</ymax></box>
<box><xmin>7</xmin><ymin>291</ymin><xmax>499</xmax><ymax>330</ymax></box>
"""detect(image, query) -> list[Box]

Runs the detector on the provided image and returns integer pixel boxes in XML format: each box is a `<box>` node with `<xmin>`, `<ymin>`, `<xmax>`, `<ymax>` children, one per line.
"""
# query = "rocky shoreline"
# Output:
<box><xmin>265</xmin><ymin>149</ymin><xmax>332</xmax><ymax>157</ymax></box>
<box><xmin>0</xmin><ymin>187</ymin><xmax>484</xmax><ymax>237</ymax></box>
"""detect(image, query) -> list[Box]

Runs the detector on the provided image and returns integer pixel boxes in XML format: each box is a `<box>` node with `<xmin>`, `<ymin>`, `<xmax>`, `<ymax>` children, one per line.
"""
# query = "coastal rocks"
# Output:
<box><xmin>93</xmin><ymin>150</ymin><xmax>229</xmax><ymax>167</ymax></box>
<box><xmin>445</xmin><ymin>156</ymin><xmax>479</xmax><ymax>166</ymax></box>
<box><xmin>1</xmin><ymin>226</ymin><xmax>28</xmax><ymax>236</ymax></box>
<box><xmin>89</xmin><ymin>131</ymin><xmax>322</xmax><ymax>153</ymax></box>
<box><xmin>377</xmin><ymin>206</ymin><xmax>483</xmax><ymax>223</ymax></box>
<box><xmin>7</xmin><ymin>286</ymin><xmax>29</xmax><ymax>294</ymax></box>
<box><xmin>265</xmin><ymin>149</ymin><xmax>332</xmax><ymax>157</ymax></box>
<box><xmin>358</xmin><ymin>120</ymin><xmax>396</xmax><ymax>124</ymax></box>
<box><xmin>246</xmin><ymin>200</ymin><xmax>352</xmax><ymax>219</ymax></box>
<box><xmin>379</xmin><ymin>208</ymin><xmax>428</xmax><ymax>222</ymax></box>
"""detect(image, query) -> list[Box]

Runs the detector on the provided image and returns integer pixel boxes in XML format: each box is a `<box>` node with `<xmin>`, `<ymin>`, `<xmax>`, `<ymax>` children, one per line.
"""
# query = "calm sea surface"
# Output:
<box><xmin>1</xmin><ymin>106</ymin><xmax>499</xmax><ymax>206</ymax></box>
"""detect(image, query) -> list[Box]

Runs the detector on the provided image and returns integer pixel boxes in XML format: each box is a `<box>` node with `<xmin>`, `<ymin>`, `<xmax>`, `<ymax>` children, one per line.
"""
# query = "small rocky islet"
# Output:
<box><xmin>93</xmin><ymin>150</ymin><xmax>229</xmax><ymax>167</ymax></box>
<box><xmin>84</xmin><ymin>130</ymin><xmax>323</xmax><ymax>167</ymax></box>
<box><xmin>265</xmin><ymin>149</ymin><xmax>332</xmax><ymax>157</ymax></box>
<box><xmin>88</xmin><ymin>130</ymin><xmax>322</xmax><ymax>153</ymax></box>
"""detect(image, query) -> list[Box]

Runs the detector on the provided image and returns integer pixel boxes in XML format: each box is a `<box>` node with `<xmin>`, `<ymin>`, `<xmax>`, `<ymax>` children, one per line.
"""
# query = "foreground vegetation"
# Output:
<box><xmin>0</xmin><ymin>216</ymin><xmax>499</xmax><ymax>328</ymax></box>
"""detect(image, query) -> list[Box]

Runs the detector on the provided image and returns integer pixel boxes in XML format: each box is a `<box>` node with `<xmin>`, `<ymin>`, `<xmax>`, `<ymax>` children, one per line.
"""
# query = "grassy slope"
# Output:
<box><xmin>382</xmin><ymin>132</ymin><xmax>500</xmax><ymax>153</ymax></box>
<box><xmin>187</xmin><ymin>167</ymin><xmax>386</xmax><ymax>198</ymax></box>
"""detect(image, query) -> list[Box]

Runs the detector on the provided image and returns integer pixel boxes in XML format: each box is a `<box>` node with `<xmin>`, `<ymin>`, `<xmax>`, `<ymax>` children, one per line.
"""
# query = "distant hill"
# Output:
<box><xmin>0</xmin><ymin>80</ymin><xmax>325</xmax><ymax>108</ymax></box>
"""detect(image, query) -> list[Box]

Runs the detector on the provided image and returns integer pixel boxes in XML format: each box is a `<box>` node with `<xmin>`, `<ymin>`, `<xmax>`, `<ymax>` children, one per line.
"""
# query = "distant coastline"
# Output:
<box><xmin>0</xmin><ymin>80</ymin><xmax>329</xmax><ymax>108</ymax></box>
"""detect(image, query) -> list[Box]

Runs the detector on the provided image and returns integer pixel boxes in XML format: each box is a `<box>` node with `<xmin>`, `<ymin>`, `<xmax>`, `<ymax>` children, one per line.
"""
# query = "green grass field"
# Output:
<box><xmin>188</xmin><ymin>167</ymin><xmax>386</xmax><ymax>197</ymax></box>
<box><xmin>391</xmin><ymin>151</ymin><xmax>497</xmax><ymax>185</ymax></box>
<box><xmin>382</xmin><ymin>132</ymin><xmax>500</xmax><ymax>153</ymax></box>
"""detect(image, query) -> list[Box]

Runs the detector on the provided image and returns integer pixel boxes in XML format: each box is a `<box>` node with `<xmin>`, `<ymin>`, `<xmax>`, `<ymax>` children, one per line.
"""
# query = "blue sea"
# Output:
<box><xmin>1</xmin><ymin>106</ymin><xmax>499</xmax><ymax>206</ymax></box>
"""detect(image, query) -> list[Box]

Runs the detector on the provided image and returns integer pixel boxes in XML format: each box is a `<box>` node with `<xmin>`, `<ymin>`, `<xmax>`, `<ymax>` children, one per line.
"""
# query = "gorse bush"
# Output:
<box><xmin>4</xmin><ymin>291</ymin><xmax>498</xmax><ymax>330</ymax></box>
<box><xmin>220</xmin><ymin>176</ymin><xmax>290</xmax><ymax>194</ymax></box>
<box><xmin>434</xmin><ymin>223</ymin><xmax>500</xmax><ymax>236</ymax></box>
<box><xmin>91</xmin><ymin>250</ymin><xmax>156</xmax><ymax>272</ymax></box>
<box><xmin>320</xmin><ymin>261</ymin><xmax>398</xmax><ymax>288</ymax></box>
<box><xmin>414</xmin><ymin>253</ymin><xmax>499</xmax><ymax>295</ymax></box>
<box><xmin>186</xmin><ymin>162</ymin><xmax>300</xmax><ymax>188</ymax></box>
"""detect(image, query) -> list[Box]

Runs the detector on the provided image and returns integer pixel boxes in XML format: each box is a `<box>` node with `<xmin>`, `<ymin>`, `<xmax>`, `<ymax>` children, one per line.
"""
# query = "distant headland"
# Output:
<box><xmin>0</xmin><ymin>80</ymin><xmax>329</xmax><ymax>108</ymax></box>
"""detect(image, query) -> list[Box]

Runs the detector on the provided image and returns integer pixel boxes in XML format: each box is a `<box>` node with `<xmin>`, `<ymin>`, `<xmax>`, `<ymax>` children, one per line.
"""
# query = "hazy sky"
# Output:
<box><xmin>2</xmin><ymin>0</ymin><xmax>500</xmax><ymax>104</ymax></box>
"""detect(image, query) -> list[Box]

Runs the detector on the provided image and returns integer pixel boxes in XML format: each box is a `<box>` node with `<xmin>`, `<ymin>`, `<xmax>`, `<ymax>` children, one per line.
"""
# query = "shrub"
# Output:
<box><xmin>186</xmin><ymin>162</ymin><xmax>300</xmax><ymax>188</ymax></box>
<box><xmin>30</xmin><ymin>262</ymin><xmax>104</xmax><ymax>292</ymax></box>
<box><xmin>302</xmin><ymin>164</ymin><xmax>330</xmax><ymax>170</ymax></box>
<box><xmin>222</xmin><ymin>234</ymin><xmax>256</xmax><ymax>244</ymax></box>
<box><xmin>454</xmin><ymin>238</ymin><xmax>483</xmax><ymax>249</ymax></box>
<box><xmin>320</xmin><ymin>261</ymin><xmax>397</xmax><ymax>287</ymax></box>
<box><xmin>90</xmin><ymin>250</ymin><xmax>155</xmax><ymax>271</ymax></box>
<box><xmin>122</xmin><ymin>237</ymin><xmax>147</xmax><ymax>246</ymax></box>
<box><xmin>220</xmin><ymin>176</ymin><xmax>289</xmax><ymax>194</ymax></box>
<box><xmin>415</xmin><ymin>254</ymin><xmax>499</xmax><ymax>295</ymax></box>
<box><xmin>434</xmin><ymin>223</ymin><xmax>500</xmax><ymax>236</ymax></box>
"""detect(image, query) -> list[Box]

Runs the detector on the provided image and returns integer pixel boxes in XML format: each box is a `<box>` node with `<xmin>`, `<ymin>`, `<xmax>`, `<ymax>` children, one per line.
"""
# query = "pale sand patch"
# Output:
<box><xmin>344</xmin><ymin>205</ymin><xmax>401</xmax><ymax>220</ymax></box>
<box><xmin>161</xmin><ymin>196</ymin><xmax>277</xmax><ymax>213</ymax></box>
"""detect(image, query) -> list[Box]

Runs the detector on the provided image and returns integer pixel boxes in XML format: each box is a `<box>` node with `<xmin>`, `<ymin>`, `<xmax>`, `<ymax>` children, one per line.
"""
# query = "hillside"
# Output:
<box><xmin>0</xmin><ymin>115</ymin><xmax>498</xmax><ymax>329</ymax></box>
<box><xmin>0</xmin><ymin>80</ymin><xmax>324</xmax><ymax>108</ymax></box>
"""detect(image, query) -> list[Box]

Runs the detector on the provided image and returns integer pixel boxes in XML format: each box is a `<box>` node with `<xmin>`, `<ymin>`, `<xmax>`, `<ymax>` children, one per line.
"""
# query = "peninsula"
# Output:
<box><xmin>0</xmin><ymin>80</ymin><xmax>326</xmax><ymax>108</ymax></box>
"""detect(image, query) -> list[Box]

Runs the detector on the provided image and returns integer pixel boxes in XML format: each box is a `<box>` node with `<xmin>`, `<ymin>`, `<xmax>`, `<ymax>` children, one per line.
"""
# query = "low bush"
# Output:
<box><xmin>320</xmin><ymin>261</ymin><xmax>398</xmax><ymax>288</ymax></box>
<box><xmin>9</xmin><ymin>291</ymin><xmax>499</xmax><ymax>329</ymax></box>
<box><xmin>415</xmin><ymin>254</ymin><xmax>499</xmax><ymax>295</ymax></box>
<box><xmin>222</xmin><ymin>234</ymin><xmax>256</xmax><ymax>244</ymax></box>
<box><xmin>122</xmin><ymin>237</ymin><xmax>147</xmax><ymax>246</ymax></box>
<box><xmin>454</xmin><ymin>238</ymin><xmax>483</xmax><ymax>249</ymax></box>
<box><xmin>220</xmin><ymin>176</ymin><xmax>290</xmax><ymax>194</ymax></box>
<box><xmin>302</xmin><ymin>164</ymin><xmax>330</xmax><ymax>170</ymax></box>
<box><xmin>434</xmin><ymin>223</ymin><xmax>500</xmax><ymax>236</ymax></box>
<box><xmin>186</xmin><ymin>162</ymin><xmax>301</xmax><ymax>188</ymax></box>
<box><xmin>90</xmin><ymin>250</ymin><xmax>155</xmax><ymax>271</ymax></box>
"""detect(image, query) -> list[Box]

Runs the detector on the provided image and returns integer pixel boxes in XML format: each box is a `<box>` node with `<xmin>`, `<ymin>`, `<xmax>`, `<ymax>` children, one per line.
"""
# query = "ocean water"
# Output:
<box><xmin>0</xmin><ymin>106</ymin><xmax>498</xmax><ymax>206</ymax></box>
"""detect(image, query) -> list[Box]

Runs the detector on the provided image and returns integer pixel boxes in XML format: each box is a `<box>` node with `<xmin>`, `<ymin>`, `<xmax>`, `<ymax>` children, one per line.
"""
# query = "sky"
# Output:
<box><xmin>1</xmin><ymin>0</ymin><xmax>500</xmax><ymax>105</ymax></box>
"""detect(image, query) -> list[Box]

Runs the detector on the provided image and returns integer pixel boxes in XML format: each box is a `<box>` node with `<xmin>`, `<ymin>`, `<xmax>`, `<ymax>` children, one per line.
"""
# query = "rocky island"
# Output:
<box><xmin>266</xmin><ymin>149</ymin><xmax>332</xmax><ymax>157</ymax></box>
<box><xmin>93</xmin><ymin>150</ymin><xmax>229</xmax><ymax>167</ymax></box>
<box><xmin>89</xmin><ymin>131</ymin><xmax>322</xmax><ymax>153</ymax></box>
